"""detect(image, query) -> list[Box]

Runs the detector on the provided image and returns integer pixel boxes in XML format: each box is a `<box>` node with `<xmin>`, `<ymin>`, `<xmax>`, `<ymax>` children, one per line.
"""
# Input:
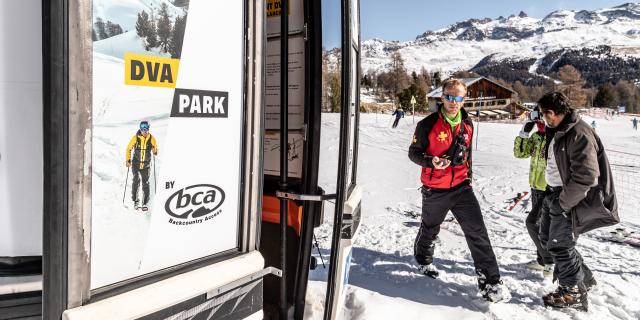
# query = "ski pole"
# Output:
<box><xmin>122</xmin><ymin>166</ymin><xmax>130</xmax><ymax>204</ymax></box>
<box><xmin>153</xmin><ymin>154</ymin><xmax>157</xmax><ymax>194</ymax></box>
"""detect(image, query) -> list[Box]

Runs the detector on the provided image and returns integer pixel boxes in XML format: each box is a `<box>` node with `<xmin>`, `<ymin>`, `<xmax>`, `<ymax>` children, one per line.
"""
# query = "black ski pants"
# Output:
<box><xmin>392</xmin><ymin>117</ymin><xmax>400</xmax><ymax>128</ymax></box>
<box><xmin>539</xmin><ymin>188</ymin><xmax>594</xmax><ymax>287</ymax></box>
<box><xmin>414</xmin><ymin>183</ymin><xmax>501</xmax><ymax>285</ymax></box>
<box><xmin>132</xmin><ymin>165</ymin><xmax>150</xmax><ymax>205</ymax></box>
<box><xmin>526</xmin><ymin>188</ymin><xmax>554</xmax><ymax>265</ymax></box>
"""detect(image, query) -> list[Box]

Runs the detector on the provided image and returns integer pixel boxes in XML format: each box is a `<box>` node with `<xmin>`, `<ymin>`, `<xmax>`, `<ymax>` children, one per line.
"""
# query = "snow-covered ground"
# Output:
<box><xmin>306</xmin><ymin>112</ymin><xmax>640</xmax><ymax>319</ymax></box>
<box><xmin>91</xmin><ymin>52</ymin><xmax>171</xmax><ymax>289</ymax></box>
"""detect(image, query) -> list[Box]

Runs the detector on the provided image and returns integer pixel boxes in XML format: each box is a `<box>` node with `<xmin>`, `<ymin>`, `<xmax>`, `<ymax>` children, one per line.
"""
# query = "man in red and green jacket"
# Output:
<box><xmin>408</xmin><ymin>79</ymin><xmax>509</xmax><ymax>302</ymax></box>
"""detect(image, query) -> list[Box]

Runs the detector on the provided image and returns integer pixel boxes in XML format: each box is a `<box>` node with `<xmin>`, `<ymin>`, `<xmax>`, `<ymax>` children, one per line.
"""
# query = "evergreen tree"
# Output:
<box><xmin>433</xmin><ymin>72</ymin><xmax>442</xmax><ymax>88</ymax></box>
<box><xmin>157</xmin><ymin>3</ymin><xmax>173</xmax><ymax>53</ymax></box>
<box><xmin>168</xmin><ymin>14</ymin><xmax>187</xmax><ymax>58</ymax></box>
<box><xmin>94</xmin><ymin>17</ymin><xmax>108</xmax><ymax>40</ymax></box>
<box><xmin>92</xmin><ymin>28</ymin><xmax>98</xmax><ymax>41</ymax></box>
<box><xmin>397</xmin><ymin>84</ymin><xmax>427</xmax><ymax>112</ymax></box>
<box><xmin>136</xmin><ymin>10</ymin><xmax>158</xmax><ymax>50</ymax></box>
<box><xmin>105</xmin><ymin>20</ymin><xmax>123</xmax><ymax>38</ymax></box>
<box><xmin>136</xmin><ymin>10</ymin><xmax>150</xmax><ymax>38</ymax></box>
<box><xmin>594</xmin><ymin>85</ymin><xmax>615</xmax><ymax>108</ymax></box>
<box><xmin>146</xmin><ymin>19</ymin><xmax>159</xmax><ymax>50</ymax></box>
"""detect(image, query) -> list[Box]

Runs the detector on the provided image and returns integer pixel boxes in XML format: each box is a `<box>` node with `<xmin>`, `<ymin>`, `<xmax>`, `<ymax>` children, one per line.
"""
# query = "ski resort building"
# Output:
<box><xmin>427</xmin><ymin>77</ymin><xmax>516</xmax><ymax>119</ymax></box>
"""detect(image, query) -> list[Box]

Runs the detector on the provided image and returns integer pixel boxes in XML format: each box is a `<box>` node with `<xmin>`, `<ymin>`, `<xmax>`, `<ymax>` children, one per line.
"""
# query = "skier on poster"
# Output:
<box><xmin>126</xmin><ymin>121</ymin><xmax>158</xmax><ymax>211</ymax></box>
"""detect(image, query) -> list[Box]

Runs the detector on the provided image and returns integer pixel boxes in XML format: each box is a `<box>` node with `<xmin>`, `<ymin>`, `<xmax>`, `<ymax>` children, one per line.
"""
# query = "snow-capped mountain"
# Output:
<box><xmin>361</xmin><ymin>2</ymin><xmax>640</xmax><ymax>84</ymax></box>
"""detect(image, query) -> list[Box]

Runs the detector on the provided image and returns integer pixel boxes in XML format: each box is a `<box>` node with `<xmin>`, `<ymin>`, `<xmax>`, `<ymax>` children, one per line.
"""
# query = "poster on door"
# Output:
<box><xmin>91</xmin><ymin>0</ymin><xmax>244</xmax><ymax>289</ymax></box>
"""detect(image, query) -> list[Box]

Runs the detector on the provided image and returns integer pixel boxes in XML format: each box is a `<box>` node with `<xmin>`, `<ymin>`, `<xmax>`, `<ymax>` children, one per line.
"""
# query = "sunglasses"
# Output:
<box><xmin>140</xmin><ymin>127</ymin><xmax>149</xmax><ymax>131</ymax></box>
<box><xmin>443</xmin><ymin>94</ymin><xmax>465</xmax><ymax>103</ymax></box>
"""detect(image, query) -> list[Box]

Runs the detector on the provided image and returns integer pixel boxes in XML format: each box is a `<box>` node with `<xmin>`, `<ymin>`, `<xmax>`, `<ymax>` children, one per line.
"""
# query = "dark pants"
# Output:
<box><xmin>132</xmin><ymin>165</ymin><xmax>150</xmax><ymax>205</ymax></box>
<box><xmin>392</xmin><ymin>117</ymin><xmax>400</xmax><ymax>128</ymax></box>
<box><xmin>539</xmin><ymin>189</ymin><xmax>594</xmax><ymax>287</ymax></box>
<box><xmin>414</xmin><ymin>184</ymin><xmax>501</xmax><ymax>285</ymax></box>
<box><xmin>526</xmin><ymin>188</ymin><xmax>554</xmax><ymax>265</ymax></box>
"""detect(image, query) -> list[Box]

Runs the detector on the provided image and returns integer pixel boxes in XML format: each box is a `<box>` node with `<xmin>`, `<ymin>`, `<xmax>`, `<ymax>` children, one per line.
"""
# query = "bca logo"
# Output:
<box><xmin>170</xmin><ymin>88</ymin><xmax>229</xmax><ymax>118</ymax></box>
<box><xmin>165</xmin><ymin>184</ymin><xmax>225</xmax><ymax>219</ymax></box>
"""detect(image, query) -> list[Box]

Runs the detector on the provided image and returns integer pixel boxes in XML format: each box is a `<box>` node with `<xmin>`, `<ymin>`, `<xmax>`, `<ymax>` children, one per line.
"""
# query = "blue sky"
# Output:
<box><xmin>322</xmin><ymin>0</ymin><xmax>632</xmax><ymax>48</ymax></box>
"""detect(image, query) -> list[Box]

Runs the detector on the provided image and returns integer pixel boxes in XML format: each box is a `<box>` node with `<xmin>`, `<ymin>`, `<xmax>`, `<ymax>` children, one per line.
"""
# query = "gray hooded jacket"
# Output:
<box><xmin>550</xmin><ymin>111</ymin><xmax>619</xmax><ymax>235</ymax></box>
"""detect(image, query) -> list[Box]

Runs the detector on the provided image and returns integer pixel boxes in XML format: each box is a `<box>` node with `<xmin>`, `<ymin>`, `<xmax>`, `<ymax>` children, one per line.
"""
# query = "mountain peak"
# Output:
<box><xmin>518</xmin><ymin>11</ymin><xmax>528</xmax><ymax>18</ymax></box>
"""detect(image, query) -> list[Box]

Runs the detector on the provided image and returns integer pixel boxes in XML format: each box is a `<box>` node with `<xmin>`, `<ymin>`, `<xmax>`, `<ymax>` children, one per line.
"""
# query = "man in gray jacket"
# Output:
<box><xmin>537</xmin><ymin>92</ymin><xmax>619</xmax><ymax>311</ymax></box>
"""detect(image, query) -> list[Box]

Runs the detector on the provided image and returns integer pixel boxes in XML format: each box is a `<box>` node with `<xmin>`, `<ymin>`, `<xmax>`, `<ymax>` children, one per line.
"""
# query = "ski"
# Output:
<box><xmin>507</xmin><ymin>191</ymin><xmax>530</xmax><ymax>211</ymax></box>
<box><xmin>597</xmin><ymin>228</ymin><xmax>640</xmax><ymax>248</ymax></box>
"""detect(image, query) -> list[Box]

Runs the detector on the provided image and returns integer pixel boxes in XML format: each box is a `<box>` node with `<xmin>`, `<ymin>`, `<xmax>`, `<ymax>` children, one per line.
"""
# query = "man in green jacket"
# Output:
<box><xmin>513</xmin><ymin>107</ymin><xmax>554</xmax><ymax>277</ymax></box>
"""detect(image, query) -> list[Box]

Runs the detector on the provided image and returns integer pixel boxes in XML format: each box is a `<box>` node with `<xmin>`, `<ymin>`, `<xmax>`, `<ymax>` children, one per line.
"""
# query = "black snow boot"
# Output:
<box><xmin>543</xmin><ymin>285</ymin><xmax>588</xmax><ymax>311</ymax></box>
<box><xmin>416</xmin><ymin>264</ymin><xmax>439</xmax><ymax>279</ymax></box>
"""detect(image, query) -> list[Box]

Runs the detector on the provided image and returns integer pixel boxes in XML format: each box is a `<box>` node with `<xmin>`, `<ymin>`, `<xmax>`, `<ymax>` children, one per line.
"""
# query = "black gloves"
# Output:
<box><xmin>523</xmin><ymin>121</ymin><xmax>535</xmax><ymax>133</ymax></box>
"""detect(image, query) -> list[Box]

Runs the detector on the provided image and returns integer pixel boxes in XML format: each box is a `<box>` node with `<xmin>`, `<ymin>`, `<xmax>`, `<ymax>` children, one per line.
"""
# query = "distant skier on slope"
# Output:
<box><xmin>513</xmin><ymin>106</ymin><xmax>554</xmax><ymax>277</ymax></box>
<box><xmin>632</xmin><ymin>117</ymin><xmax>638</xmax><ymax>130</ymax></box>
<box><xmin>392</xmin><ymin>107</ymin><xmax>405</xmax><ymax>128</ymax></box>
<box><xmin>126</xmin><ymin>121</ymin><xmax>158</xmax><ymax>211</ymax></box>
<box><xmin>538</xmin><ymin>92</ymin><xmax>618</xmax><ymax>311</ymax></box>
<box><xmin>408</xmin><ymin>79</ymin><xmax>510</xmax><ymax>302</ymax></box>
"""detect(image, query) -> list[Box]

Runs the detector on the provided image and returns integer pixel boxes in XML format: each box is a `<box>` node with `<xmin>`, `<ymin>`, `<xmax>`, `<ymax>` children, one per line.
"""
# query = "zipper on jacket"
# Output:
<box><xmin>450</xmin><ymin>166</ymin><xmax>455</xmax><ymax>188</ymax></box>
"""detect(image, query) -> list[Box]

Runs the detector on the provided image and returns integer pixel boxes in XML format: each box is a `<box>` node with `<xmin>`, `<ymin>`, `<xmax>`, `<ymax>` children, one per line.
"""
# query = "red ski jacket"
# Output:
<box><xmin>408</xmin><ymin>108</ymin><xmax>473</xmax><ymax>189</ymax></box>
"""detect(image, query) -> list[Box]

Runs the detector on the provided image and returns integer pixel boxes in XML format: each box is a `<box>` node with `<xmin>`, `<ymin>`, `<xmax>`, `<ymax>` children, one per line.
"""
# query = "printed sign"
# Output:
<box><xmin>265</xmin><ymin>36</ymin><xmax>305</xmax><ymax>130</ymax></box>
<box><xmin>124</xmin><ymin>53</ymin><xmax>180</xmax><ymax>88</ymax></box>
<box><xmin>170</xmin><ymin>88</ymin><xmax>229</xmax><ymax>118</ymax></box>
<box><xmin>266</xmin><ymin>0</ymin><xmax>304</xmax><ymax>37</ymax></box>
<box><xmin>91</xmin><ymin>0</ymin><xmax>243</xmax><ymax>289</ymax></box>
<box><xmin>263</xmin><ymin>132</ymin><xmax>303</xmax><ymax>178</ymax></box>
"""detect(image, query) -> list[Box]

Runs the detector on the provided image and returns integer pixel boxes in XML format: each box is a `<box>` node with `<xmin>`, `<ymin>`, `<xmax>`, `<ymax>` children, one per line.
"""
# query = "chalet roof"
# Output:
<box><xmin>427</xmin><ymin>77</ymin><xmax>515</xmax><ymax>98</ymax></box>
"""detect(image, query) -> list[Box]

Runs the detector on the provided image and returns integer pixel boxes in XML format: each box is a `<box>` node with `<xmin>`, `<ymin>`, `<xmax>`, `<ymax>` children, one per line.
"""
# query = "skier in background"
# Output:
<box><xmin>632</xmin><ymin>117</ymin><xmax>638</xmax><ymax>130</ymax></box>
<box><xmin>513</xmin><ymin>106</ymin><xmax>554</xmax><ymax>277</ymax></box>
<box><xmin>591</xmin><ymin>120</ymin><xmax>597</xmax><ymax>131</ymax></box>
<box><xmin>126</xmin><ymin>121</ymin><xmax>158</xmax><ymax>211</ymax></box>
<box><xmin>392</xmin><ymin>107</ymin><xmax>405</xmax><ymax>128</ymax></box>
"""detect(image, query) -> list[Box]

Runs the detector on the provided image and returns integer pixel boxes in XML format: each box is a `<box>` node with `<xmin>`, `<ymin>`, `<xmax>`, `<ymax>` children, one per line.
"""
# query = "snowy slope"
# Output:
<box><xmin>91</xmin><ymin>52</ymin><xmax>173</xmax><ymax>288</ymax></box>
<box><xmin>306</xmin><ymin>113</ymin><xmax>640</xmax><ymax>319</ymax></box>
<box><xmin>360</xmin><ymin>3</ymin><xmax>640</xmax><ymax>76</ymax></box>
<box><xmin>93</xmin><ymin>30</ymin><xmax>171</xmax><ymax>59</ymax></box>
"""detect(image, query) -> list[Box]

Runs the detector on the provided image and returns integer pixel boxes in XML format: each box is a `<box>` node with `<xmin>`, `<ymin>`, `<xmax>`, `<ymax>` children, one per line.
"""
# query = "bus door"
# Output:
<box><xmin>41</xmin><ymin>1</ymin><xmax>267</xmax><ymax>319</ymax></box>
<box><xmin>258</xmin><ymin>0</ymin><xmax>361</xmax><ymax>319</ymax></box>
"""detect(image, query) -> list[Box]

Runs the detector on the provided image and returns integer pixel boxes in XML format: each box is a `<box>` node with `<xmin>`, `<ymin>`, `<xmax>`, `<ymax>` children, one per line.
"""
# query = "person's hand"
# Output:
<box><xmin>432</xmin><ymin>156</ymin><xmax>451</xmax><ymax>169</ymax></box>
<box><xmin>126</xmin><ymin>160</ymin><xmax>131</xmax><ymax>167</ymax></box>
<box><xmin>519</xmin><ymin>120</ymin><xmax>535</xmax><ymax>138</ymax></box>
